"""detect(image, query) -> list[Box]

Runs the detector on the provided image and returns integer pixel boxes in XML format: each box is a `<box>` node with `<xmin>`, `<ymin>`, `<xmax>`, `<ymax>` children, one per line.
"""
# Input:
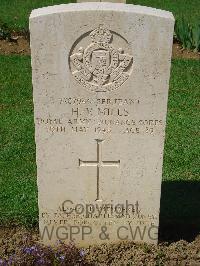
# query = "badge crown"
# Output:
<box><xmin>90</xmin><ymin>25</ymin><xmax>112</xmax><ymax>44</ymax></box>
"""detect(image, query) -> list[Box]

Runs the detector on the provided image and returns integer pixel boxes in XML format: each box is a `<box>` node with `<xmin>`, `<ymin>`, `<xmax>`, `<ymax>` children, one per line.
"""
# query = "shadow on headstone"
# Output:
<box><xmin>159</xmin><ymin>181</ymin><xmax>200</xmax><ymax>243</ymax></box>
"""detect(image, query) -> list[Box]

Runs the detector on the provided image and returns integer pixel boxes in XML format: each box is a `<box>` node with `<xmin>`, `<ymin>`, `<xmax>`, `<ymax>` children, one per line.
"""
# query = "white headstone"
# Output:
<box><xmin>30</xmin><ymin>3</ymin><xmax>174</xmax><ymax>246</ymax></box>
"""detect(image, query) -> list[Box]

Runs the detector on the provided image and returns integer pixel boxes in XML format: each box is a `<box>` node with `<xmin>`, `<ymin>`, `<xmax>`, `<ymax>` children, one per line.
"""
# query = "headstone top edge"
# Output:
<box><xmin>30</xmin><ymin>3</ymin><xmax>174</xmax><ymax>21</ymax></box>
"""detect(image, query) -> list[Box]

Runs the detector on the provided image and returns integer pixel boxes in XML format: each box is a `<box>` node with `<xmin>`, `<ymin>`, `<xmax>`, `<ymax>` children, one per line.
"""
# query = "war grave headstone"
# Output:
<box><xmin>30</xmin><ymin>3</ymin><xmax>174</xmax><ymax>246</ymax></box>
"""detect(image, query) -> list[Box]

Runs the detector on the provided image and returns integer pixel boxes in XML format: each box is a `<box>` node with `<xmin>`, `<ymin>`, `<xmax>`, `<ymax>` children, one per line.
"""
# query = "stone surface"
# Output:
<box><xmin>30</xmin><ymin>3</ymin><xmax>174</xmax><ymax>246</ymax></box>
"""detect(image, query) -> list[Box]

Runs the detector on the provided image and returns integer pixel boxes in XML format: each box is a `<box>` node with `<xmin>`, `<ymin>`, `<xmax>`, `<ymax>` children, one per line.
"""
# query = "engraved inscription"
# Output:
<box><xmin>35</xmin><ymin>97</ymin><xmax>163</xmax><ymax>136</ymax></box>
<box><xmin>79</xmin><ymin>139</ymin><xmax>120</xmax><ymax>201</ymax></box>
<box><xmin>36</xmin><ymin>116</ymin><xmax>163</xmax><ymax>136</ymax></box>
<box><xmin>70</xmin><ymin>25</ymin><xmax>133</xmax><ymax>92</ymax></box>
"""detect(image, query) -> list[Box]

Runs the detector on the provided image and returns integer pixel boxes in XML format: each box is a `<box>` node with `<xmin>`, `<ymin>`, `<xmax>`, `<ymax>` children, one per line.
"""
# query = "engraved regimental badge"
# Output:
<box><xmin>69</xmin><ymin>25</ymin><xmax>133</xmax><ymax>92</ymax></box>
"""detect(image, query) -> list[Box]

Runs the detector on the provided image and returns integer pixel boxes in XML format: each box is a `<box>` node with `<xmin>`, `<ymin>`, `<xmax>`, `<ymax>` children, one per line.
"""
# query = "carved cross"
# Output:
<box><xmin>79</xmin><ymin>139</ymin><xmax>120</xmax><ymax>201</ymax></box>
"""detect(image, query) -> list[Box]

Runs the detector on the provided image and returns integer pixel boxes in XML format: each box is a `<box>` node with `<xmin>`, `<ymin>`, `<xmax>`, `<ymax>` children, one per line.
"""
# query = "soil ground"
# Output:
<box><xmin>0</xmin><ymin>36</ymin><xmax>199</xmax><ymax>59</ymax></box>
<box><xmin>0</xmin><ymin>226</ymin><xmax>200</xmax><ymax>265</ymax></box>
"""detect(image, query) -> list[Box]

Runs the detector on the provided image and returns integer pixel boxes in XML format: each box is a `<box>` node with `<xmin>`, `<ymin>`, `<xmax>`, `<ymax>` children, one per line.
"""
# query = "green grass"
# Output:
<box><xmin>0</xmin><ymin>56</ymin><xmax>200</xmax><ymax>231</ymax></box>
<box><xmin>0</xmin><ymin>0</ymin><xmax>199</xmax><ymax>30</ymax></box>
<box><xmin>0</xmin><ymin>56</ymin><xmax>37</xmax><ymax>226</ymax></box>
<box><xmin>129</xmin><ymin>0</ymin><xmax>200</xmax><ymax>27</ymax></box>
<box><xmin>0</xmin><ymin>0</ymin><xmax>75</xmax><ymax>30</ymax></box>
<box><xmin>161</xmin><ymin>59</ymin><xmax>200</xmax><ymax>230</ymax></box>
<box><xmin>163</xmin><ymin>59</ymin><xmax>200</xmax><ymax>182</ymax></box>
